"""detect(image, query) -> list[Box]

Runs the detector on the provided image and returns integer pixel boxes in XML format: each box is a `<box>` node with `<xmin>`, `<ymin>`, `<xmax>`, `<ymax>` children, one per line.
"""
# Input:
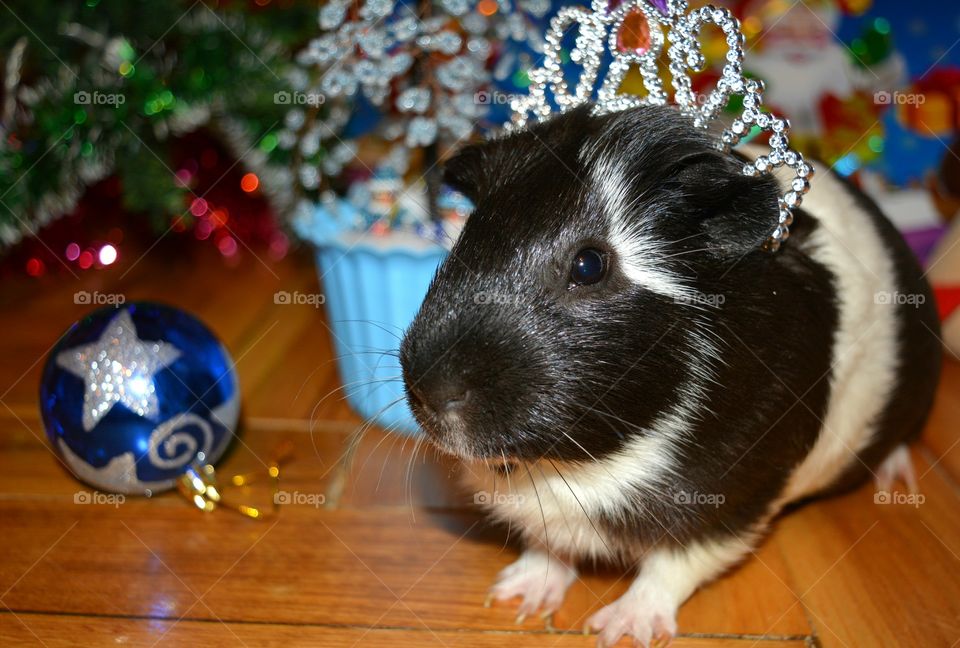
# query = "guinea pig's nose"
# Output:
<box><xmin>417</xmin><ymin>383</ymin><xmax>471</xmax><ymax>417</ymax></box>
<box><xmin>439</xmin><ymin>388</ymin><xmax>470</xmax><ymax>412</ymax></box>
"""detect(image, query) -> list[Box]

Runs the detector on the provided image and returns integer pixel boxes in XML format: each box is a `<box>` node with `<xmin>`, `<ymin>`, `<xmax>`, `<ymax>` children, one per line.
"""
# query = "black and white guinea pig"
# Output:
<box><xmin>399</xmin><ymin>103</ymin><xmax>942</xmax><ymax>647</ymax></box>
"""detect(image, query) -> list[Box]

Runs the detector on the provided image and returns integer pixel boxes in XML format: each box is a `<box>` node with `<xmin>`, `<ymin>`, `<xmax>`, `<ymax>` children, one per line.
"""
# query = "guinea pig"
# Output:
<box><xmin>398</xmin><ymin>103</ymin><xmax>942</xmax><ymax>647</ymax></box>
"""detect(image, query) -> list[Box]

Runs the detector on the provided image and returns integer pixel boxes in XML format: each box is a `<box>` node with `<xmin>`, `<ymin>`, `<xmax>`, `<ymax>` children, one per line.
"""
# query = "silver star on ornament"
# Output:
<box><xmin>56</xmin><ymin>310</ymin><xmax>182</xmax><ymax>432</ymax></box>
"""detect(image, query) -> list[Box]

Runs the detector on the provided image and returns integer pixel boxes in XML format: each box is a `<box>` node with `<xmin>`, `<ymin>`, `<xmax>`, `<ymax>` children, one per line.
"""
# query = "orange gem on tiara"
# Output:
<box><xmin>617</xmin><ymin>9</ymin><xmax>652</xmax><ymax>54</ymax></box>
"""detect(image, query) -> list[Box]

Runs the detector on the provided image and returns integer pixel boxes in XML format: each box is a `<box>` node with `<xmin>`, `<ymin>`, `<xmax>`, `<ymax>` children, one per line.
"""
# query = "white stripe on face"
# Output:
<box><xmin>591</xmin><ymin>156</ymin><xmax>698</xmax><ymax>303</ymax></box>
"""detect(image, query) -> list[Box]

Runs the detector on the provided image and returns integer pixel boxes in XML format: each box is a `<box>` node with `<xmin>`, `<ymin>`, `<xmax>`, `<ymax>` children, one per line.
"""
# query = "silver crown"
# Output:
<box><xmin>508</xmin><ymin>0</ymin><xmax>813</xmax><ymax>251</ymax></box>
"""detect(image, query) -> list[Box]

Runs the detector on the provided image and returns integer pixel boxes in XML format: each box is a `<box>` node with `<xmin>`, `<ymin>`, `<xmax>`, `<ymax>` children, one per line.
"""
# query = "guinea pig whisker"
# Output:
<box><xmin>660</xmin><ymin>247</ymin><xmax>716</xmax><ymax>260</ymax></box>
<box><xmin>531</xmin><ymin>461</ymin><xmax>584</xmax><ymax>588</ymax></box>
<box><xmin>411</xmin><ymin>435</ymin><xmax>431</xmax><ymax>518</ymax></box>
<box><xmin>343</xmin><ymin>377</ymin><xmax>405</xmax><ymax>404</ymax></box>
<box><xmin>405</xmin><ymin>434</ymin><xmax>425</xmax><ymax>522</ymax></box>
<box><xmin>566</xmin><ymin>405</ymin><xmax>669</xmax><ymax>514</ymax></box>
<box><xmin>314</xmin><ymin>384</ymin><xmax>397</xmax><ymax>458</ymax></box>
<box><xmin>316</xmin><ymin>375</ymin><xmax>404</xmax><ymax>412</ymax></box>
<box><xmin>548</xmin><ymin>459</ymin><xmax>614</xmax><ymax>557</ymax></box>
<box><xmin>339</xmin><ymin>394</ymin><xmax>406</xmax><ymax>464</ymax></box>
<box><xmin>313</xmin><ymin>377</ymin><xmax>405</xmax><ymax>430</ymax></box>
<box><xmin>497</xmin><ymin>449</ymin><xmax>515</xmax><ymax>553</ymax></box>
<box><xmin>336</xmin><ymin>348</ymin><xmax>401</xmax><ymax>359</ymax></box>
<box><xmin>533</xmin><ymin>462</ymin><xmax>577</xmax><ymax>541</ymax></box>
<box><xmin>337</xmin><ymin>354</ymin><xmax>401</xmax><ymax>368</ymax></box>
<box><xmin>582</xmin><ymin>404</ymin><xmax>642</xmax><ymax>436</ymax></box>
<box><xmin>661</xmin><ymin>231</ymin><xmax>710</xmax><ymax>247</ymax></box>
<box><xmin>335</xmin><ymin>319</ymin><xmax>404</xmax><ymax>342</ymax></box>
<box><xmin>556</xmin><ymin>427</ymin><xmax>604</xmax><ymax>465</ymax></box>
<box><xmin>369</xmin><ymin>350</ymin><xmax>403</xmax><ymax>377</ymax></box>
<box><xmin>375</xmin><ymin>428</ymin><xmax>406</xmax><ymax>495</ymax></box>
<box><xmin>358</xmin><ymin>376</ymin><xmax>406</xmax><ymax>401</ymax></box>
<box><xmin>523</xmin><ymin>463</ymin><xmax>551</xmax><ymax>563</ymax></box>
<box><xmin>577</xmin><ymin>404</ymin><xmax>628</xmax><ymax>441</ymax></box>
<box><xmin>553</xmin><ymin>428</ymin><xmax>647</xmax><ymax>520</ymax></box>
<box><xmin>564</xmin><ymin>374</ymin><xmax>632</xmax><ymax>441</ymax></box>
<box><xmin>394</xmin><ymin>433</ymin><xmax>413</xmax><ymax>501</ymax></box>
<box><xmin>354</xmin><ymin>416</ymin><xmax>403</xmax><ymax>486</ymax></box>
<box><xmin>413</xmin><ymin>435</ymin><xmax>428</xmax><ymax>502</ymax></box>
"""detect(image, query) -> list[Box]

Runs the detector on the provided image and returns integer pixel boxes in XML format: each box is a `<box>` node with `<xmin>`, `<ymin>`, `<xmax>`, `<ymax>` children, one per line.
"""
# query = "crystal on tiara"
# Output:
<box><xmin>508</xmin><ymin>0</ymin><xmax>813</xmax><ymax>252</ymax></box>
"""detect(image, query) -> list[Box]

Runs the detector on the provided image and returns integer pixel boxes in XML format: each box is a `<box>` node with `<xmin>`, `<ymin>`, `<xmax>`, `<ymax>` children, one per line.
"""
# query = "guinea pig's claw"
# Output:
<box><xmin>483</xmin><ymin>593</ymin><xmax>494</xmax><ymax>608</ymax></box>
<box><xmin>540</xmin><ymin>610</ymin><xmax>557</xmax><ymax>632</ymax></box>
<box><xmin>585</xmin><ymin>592</ymin><xmax>677</xmax><ymax>648</ymax></box>
<box><xmin>591</xmin><ymin>634</ymin><xmax>671</xmax><ymax>648</ymax></box>
<box><xmin>875</xmin><ymin>444</ymin><xmax>918</xmax><ymax>494</ymax></box>
<box><xmin>486</xmin><ymin>550</ymin><xmax>577</xmax><ymax>622</ymax></box>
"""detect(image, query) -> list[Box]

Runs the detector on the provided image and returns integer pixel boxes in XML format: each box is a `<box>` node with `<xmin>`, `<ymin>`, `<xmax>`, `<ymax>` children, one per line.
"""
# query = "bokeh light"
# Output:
<box><xmin>78</xmin><ymin>251</ymin><xmax>94</xmax><ymax>270</ymax></box>
<box><xmin>190</xmin><ymin>198</ymin><xmax>209</xmax><ymax>217</ymax></box>
<box><xmin>240</xmin><ymin>173</ymin><xmax>259</xmax><ymax>193</ymax></box>
<box><xmin>25</xmin><ymin>258</ymin><xmax>45</xmax><ymax>277</ymax></box>
<box><xmin>98</xmin><ymin>244</ymin><xmax>118</xmax><ymax>266</ymax></box>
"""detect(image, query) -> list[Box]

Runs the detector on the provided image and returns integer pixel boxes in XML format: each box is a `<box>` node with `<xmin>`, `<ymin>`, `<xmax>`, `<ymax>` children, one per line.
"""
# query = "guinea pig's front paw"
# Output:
<box><xmin>585</xmin><ymin>588</ymin><xmax>677</xmax><ymax>648</ymax></box>
<box><xmin>485</xmin><ymin>548</ymin><xmax>577</xmax><ymax>622</ymax></box>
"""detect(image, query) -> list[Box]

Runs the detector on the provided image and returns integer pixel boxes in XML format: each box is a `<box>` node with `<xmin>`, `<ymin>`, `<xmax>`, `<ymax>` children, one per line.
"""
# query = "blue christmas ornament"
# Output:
<box><xmin>40</xmin><ymin>303</ymin><xmax>239</xmax><ymax>496</ymax></box>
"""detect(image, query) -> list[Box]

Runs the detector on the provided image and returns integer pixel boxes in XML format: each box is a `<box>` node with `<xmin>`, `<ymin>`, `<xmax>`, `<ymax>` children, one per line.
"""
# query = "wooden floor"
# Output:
<box><xmin>0</xmin><ymin>247</ymin><xmax>958</xmax><ymax>647</ymax></box>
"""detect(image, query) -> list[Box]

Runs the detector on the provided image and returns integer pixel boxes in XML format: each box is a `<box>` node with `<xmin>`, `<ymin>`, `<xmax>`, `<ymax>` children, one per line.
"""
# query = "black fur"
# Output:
<box><xmin>400</xmin><ymin>104</ymin><xmax>939</xmax><ymax>549</ymax></box>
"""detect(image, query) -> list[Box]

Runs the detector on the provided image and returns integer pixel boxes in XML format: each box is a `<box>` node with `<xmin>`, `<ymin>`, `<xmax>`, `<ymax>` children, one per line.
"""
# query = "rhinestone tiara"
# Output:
<box><xmin>508</xmin><ymin>0</ymin><xmax>813</xmax><ymax>251</ymax></box>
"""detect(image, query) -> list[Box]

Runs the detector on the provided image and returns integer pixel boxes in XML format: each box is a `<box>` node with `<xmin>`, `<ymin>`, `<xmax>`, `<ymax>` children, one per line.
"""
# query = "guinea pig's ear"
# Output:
<box><xmin>673</xmin><ymin>149</ymin><xmax>781</xmax><ymax>254</ymax></box>
<box><xmin>442</xmin><ymin>143</ymin><xmax>486</xmax><ymax>203</ymax></box>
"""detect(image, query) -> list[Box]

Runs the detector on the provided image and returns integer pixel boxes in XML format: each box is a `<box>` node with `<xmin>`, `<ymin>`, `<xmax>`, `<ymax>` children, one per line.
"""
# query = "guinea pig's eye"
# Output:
<box><xmin>570</xmin><ymin>248</ymin><xmax>607</xmax><ymax>287</ymax></box>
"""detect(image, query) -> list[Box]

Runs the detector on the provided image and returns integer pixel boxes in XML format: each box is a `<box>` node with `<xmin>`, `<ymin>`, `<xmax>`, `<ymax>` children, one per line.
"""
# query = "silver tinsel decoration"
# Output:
<box><xmin>510</xmin><ymin>0</ymin><xmax>813</xmax><ymax>251</ymax></box>
<box><xmin>406</xmin><ymin>116</ymin><xmax>439</xmax><ymax>147</ymax></box>
<box><xmin>396</xmin><ymin>87</ymin><xmax>431</xmax><ymax>114</ymax></box>
<box><xmin>286</xmin><ymin>0</ymin><xmax>550</xmax><ymax>193</ymax></box>
<box><xmin>1</xmin><ymin>12</ymin><xmax>310</xmax><ymax>249</ymax></box>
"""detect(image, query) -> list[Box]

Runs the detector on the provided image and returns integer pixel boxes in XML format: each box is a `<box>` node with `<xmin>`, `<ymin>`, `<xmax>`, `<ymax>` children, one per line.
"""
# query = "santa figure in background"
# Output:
<box><xmin>736</xmin><ymin>0</ymin><xmax>904</xmax><ymax>135</ymax></box>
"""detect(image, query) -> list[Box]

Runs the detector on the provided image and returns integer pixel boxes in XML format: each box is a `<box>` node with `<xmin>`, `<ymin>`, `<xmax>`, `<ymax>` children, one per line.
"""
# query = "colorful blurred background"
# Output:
<box><xmin>2</xmin><ymin>0</ymin><xmax>959</xmax><ymax>279</ymax></box>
